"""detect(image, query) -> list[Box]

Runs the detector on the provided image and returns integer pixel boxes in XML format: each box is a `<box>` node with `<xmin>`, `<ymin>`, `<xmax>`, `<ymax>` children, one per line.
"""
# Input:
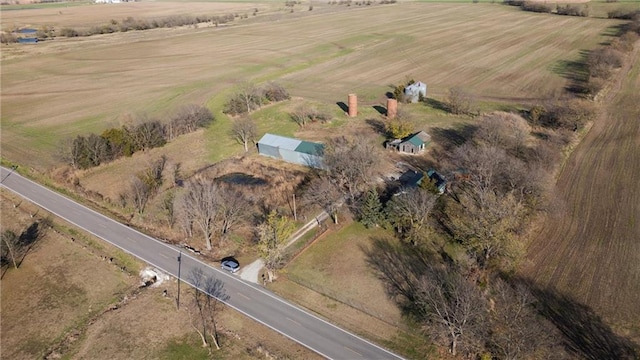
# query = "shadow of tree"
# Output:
<box><xmin>551</xmin><ymin>50</ymin><xmax>590</xmax><ymax>95</ymax></box>
<box><xmin>363</xmin><ymin>235</ymin><xmax>640</xmax><ymax>359</ymax></box>
<box><xmin>365</xmin><ymin>118</ymin><xmax>386</xmax><ymax>136</ymax></box>
<box><xmin>396</xmin><ymin>154</ymin><xmax>437</xmax><ymax>176</ymax></box>
<box><xmin>429</xmin><ymin>124</ymin><xmax>477</xmax><ymax>152</ymax></box>
<box><xmin>360</xmin><ymin>237</ymin><xmax>441</xmax><ymax>315</ymax></box>
<box><xmin>336</xmin><ymin>101</ymin><xmax>349</xmax><ymax>113</ymax></box>
<box><xmin>424</xmin><ymin>97</ymin><xmax>449</xmax><ymax>112</ymax></box>
<box><xmin>17</xmin><ymin>220</ymin><xmax>47</xmax><ymax>268</ymax></box>
<box><xmin>515</xmin><ymin>278</ymin><xmax>639</xmax><ymax>360</ymax></box>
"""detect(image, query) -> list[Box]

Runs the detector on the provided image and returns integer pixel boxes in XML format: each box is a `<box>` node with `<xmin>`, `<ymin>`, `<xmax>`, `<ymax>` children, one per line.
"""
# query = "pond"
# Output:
<box><xmin>216</xmin><ymin>172</ymin><xmax>267</xmax><ymax>186</ymax></box>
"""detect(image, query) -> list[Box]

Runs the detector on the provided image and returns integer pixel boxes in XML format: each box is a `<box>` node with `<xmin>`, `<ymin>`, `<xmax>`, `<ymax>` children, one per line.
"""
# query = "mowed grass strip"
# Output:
<box><xmin>286</xmin><ymin>221</ymin><xmax>403</xmax><ymax>328</ymax></box>
<box><xmin>1</xmin><ymin>3</ymin><xmax>622</xmax><ymax>170</ymax></box>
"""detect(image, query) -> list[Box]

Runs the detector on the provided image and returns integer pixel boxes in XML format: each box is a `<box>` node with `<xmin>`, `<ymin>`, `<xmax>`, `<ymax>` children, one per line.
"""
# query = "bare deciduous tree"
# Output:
<box><xmin>385</xmin><ymin>187</ymin><xmax>438</xmax><ymax>245</ymax></box>
<box><xmin>322</xmin><ymin>136</ymin><xmax>383</xmax><ymax>201</ymax></box>
<box><xmin>179</xmin><ymin>179</ymin><xmax>220</xmax><ymax>250</ymax></box>
<box><xmin>0</xmin><ymin>220</ymin><xmax>49</xmax><ymax>270</ymax></box>
<box><xmin>57</xmin><ymin>137</ymin><xmax>81</xmax><ymax>169</ymax></box>
<box><xmin>416</xmin><ymin>265</ymin><xmax>487</xmax><ymax>357</ymax></box>
<box><xmin>1</xmin><ymin>230</ymin><xmax>19</xmax><ymax>269</ymax></box>
<box><xmin>475</xmin><ymin>112</ymin><xmax>531</xmax><ymax>156</ymax></box>
<box><xmin>488</xmin><ymin>279</ymin><xmax>562</xmax><ymax>360</ymax></box>
<box><xmin>178</xmin><ymin>179</ymin><xmax>247</xmax><ymax>250</ymax></box>
<box><xmin>289</xmin><ymin>105</ymin><xmax>330</xmax><ymax>128</ymax></box>
<box><xmin>168</xmin><ymin>104</ymin><xmax>214</xmax><ymax>139</ymax></box>
<box><xmin>446</xmin><ymin>86</ymin><xmax>475</xmax><ymax>115</ymax></box>
<box><xmin>302</xmin><ymin>176</ymin><xmax>343</xmax><ymax>224</ymax></box>
<box><xmin>188</xmin><ymin>267</ymin><xmax>229</xmax><ymax>350</ymax></box>
<box><xmin>231</xmin><ymin>116</ymin><xmax>257</xmax><ymax>152</ymax></box>
<box><xmin>216</xmin><ymin>186</ymin><xmax>248</xmax><ymax>237</ymax></box>
<box><xmin>262</xmin><ymin>81</ymin><xmax>290</xmax><ymax>102</ymax></box>
<box><xmin>130</xmin><ymin>176</ymin><xmax>152</xmax><ymax>215</ymax></box>
<box><xmin>224</xmin><ymin>82</ymin><xmax>263</xmax><ymax>115</ymax></box>
<box><xmin>448</xmin><ymin>188</ymin><xmax>524</xmax><ymax>270</ymax></box>
<box><xmin>290</xmin><ymin>105</ymin><xmax>312</xmax><ymax>128</ymax></box>
<box><xmin>129</xmin><ymin>156</ymin><xmax>167</xmax><ymax>214</ymax></box>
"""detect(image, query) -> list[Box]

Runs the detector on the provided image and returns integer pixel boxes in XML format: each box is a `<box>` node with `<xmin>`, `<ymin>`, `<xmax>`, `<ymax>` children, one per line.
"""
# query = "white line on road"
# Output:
<box><xmin>344</xmin><ymin>346</ymin><xmax>363</xmax><ymax>357</ymax></box>
<box><xmin>286</xmin><ymin>317</ymin><xmax>301</xmax><ymax>326</ymax></box>
<box><xmin>237</xmin><ymin>292</ymin><xmax>251</xmax><ymax>301</ymax></box>
<box><xmin>159</xmin><ymin>253</ymin><xmax>169</xmax><ymax>259</ymax></box>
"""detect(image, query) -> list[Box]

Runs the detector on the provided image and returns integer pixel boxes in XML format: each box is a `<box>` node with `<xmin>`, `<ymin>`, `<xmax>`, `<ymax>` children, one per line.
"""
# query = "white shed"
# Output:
<box><xmin>404</xmin><ymin>82</ymin><xmax>427</xmax><ymax>103</ymax></box>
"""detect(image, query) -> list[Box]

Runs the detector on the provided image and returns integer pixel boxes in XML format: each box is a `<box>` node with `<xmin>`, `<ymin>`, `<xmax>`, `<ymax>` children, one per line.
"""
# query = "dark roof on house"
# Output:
<box><xmin>427</xmin><ymin>169</ymin><xmax>446</xmax><ymax>190</ymax></box>
<box><xmin>399</xmin><ymin>170</ymin><xmax>425</xmax><ymax>187</ymax></box>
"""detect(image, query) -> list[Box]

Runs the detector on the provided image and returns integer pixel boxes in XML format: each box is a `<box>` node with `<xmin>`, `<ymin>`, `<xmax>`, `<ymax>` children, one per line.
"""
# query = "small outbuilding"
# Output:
<box><xmin>426</xmin><ymin>169</ymin><xmax>446</xmax><ymax>194</ymax></box>
<box><xmin>404</xmin><ymin>81</ymin><xmax>427</xmax><ymax>103</ymax></box>
<box><xmin>257</xmin><ymin>133</ymin><xmax>324</xmax><ymax>168</ymax></box>
<box><xmin>398</xmin><ymin>169</ymin><xmax>446</xmax><ymax>194</ymax></box>
<box><xmin>386</xmin><ymin>131</ymin><xmax>431</xmax><ymax>154</ymax></box>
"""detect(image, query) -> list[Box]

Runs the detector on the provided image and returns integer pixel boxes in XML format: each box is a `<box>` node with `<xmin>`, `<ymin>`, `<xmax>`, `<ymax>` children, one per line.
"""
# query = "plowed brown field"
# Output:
<box><xmin>0</xmin><ymin>3</ymin><xmax>622</xmax><ymax>169</ymax></box>
<box><xmin>523</xmin><ymin>43</ymin><xmax>640</xmax><ymax>337</ymax></box>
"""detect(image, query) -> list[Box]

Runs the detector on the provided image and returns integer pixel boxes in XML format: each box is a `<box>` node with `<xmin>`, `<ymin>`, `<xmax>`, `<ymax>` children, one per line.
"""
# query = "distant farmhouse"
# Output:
<box><xmin>386</xmin><ymin>131</ymin><xmax>431</xmax><ymax>155</ymax></box>
<box><xmin>404</xmin><ymin>81</ymin><xmax>427</xmax><ymax>103</ymax></box>
<box><xmin>257</xmin><ymin>133</ymin><xmax>324</xmax><ymax>168</ymax></box>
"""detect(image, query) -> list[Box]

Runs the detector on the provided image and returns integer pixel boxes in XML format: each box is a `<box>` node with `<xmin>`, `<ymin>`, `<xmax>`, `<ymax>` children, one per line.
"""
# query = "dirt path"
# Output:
<box><xmin>240</xmin><ymin>210</ymin><xmax>329</xmax><ymax>284</ymax></box>
<box><xmin>523</xmin><ymin>42</ymin><xmax>640</xmax><ymax>333</ymax></box>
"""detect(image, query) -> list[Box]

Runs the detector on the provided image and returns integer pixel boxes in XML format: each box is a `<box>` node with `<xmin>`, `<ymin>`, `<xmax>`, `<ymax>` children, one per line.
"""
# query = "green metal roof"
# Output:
<box><xmin>406</xmin><ymin>134</ymin><xmax>425</xmax><ymax>147</ymax></box>
<box><xmin>294</xmin><ymin>141</ymin><xmax>324</xmax><ymax>156</ymax></box>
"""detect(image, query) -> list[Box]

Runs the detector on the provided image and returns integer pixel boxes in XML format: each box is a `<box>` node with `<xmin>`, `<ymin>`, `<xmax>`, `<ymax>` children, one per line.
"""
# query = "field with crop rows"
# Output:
<box><xmin>1</xmin><ymin>1</ymin><xmax>623</xmax><ymax>169</ymax></box>
<box><xmin>523</xmin><ymin>45</ymin><xmax>640</xmax><ymax>340</ymax></box>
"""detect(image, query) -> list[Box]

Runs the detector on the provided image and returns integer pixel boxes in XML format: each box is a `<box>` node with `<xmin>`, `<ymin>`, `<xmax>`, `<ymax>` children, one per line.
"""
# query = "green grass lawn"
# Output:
<box><xmin>286</xmin><ymin>221</ymin><xmax>402</xmax><ymax>325</ymax></box>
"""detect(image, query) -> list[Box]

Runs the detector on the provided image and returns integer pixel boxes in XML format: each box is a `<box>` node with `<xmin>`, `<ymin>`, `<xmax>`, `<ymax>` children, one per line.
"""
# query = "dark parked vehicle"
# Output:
<box><xmin>221</xmin><ymin>257</ymin><xmax>240</xmax><ymax>273</ymax></box>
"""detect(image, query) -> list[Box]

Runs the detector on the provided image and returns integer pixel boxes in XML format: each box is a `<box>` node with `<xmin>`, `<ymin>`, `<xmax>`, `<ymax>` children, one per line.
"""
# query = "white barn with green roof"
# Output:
<box><xmin>257</xmin><ymin>133</ymin><xmax>324</xmax><ymax>168</ymax></box>
<box><xmin>386</xmin><ymin>131</ymin><xmax>431</xmax><ymax>154</ymax></box>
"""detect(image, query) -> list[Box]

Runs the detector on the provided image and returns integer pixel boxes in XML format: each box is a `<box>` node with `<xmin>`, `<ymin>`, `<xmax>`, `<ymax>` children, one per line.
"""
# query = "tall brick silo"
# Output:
<box><xmin>348</xmin><ymin>94</ymin><xmax>358</xmax><ymax>117</ymax></box>
<box><xmin>387</xmin><ymin>98</ymin><xmax>398</xmax><ymax>119</ymax></box>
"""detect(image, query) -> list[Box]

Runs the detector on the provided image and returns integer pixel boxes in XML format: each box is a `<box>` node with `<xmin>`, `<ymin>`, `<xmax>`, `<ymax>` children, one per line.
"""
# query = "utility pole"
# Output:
<box><xmin>176</xmin><ymin>251</ymin><xmax>182</xmax><ymax>310</ymax></box>
<box><xmin>293</xmin><ymin>193</ymin><xmax>297</xmax><ymax>221</ymax></box>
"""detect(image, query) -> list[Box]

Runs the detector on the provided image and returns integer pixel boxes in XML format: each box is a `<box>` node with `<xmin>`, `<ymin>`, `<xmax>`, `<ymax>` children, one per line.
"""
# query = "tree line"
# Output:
<box><xmin>223</xmin><ymin>82</ymin><xmax>290</xmax><ymax>116</ymax></box>
<box><xmin>59</xmin><ymin>105</ymin><xmax>213</xmax><ymax>170</ymax></box>
<box><xmin>349</xmin><ymin>17</ymin><xmax>640</xmax><ymax>356</ymax></box>
<box><xmin>504</xmin><ymin>0</ymin><xmax>590</xmax><ymax>17</ymax></box>
<box><xmin>353</xmin><ymin>108</ymin><xmax>604</xmax><ymax>358</ymax></box>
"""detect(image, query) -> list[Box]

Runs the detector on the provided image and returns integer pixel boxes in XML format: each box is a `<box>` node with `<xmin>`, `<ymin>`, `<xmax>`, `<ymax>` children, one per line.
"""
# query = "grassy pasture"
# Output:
<box><xmin>272</xmin><ymin>220</ymin><xmax>434</xmax><ymax>358</ymax></box>
<box><xmin>0</xmin><ymin>190</ymin><xmax>321</xmax><ymax>359</ymax></box>
<box><xmin>523</xmin><ymin>48</ymin><xmax>640</xmax><ymax>341</ymax></box>
<box><xmin>0</xmin><ymin>2</ymin><xmax>623</xmax><ymax>171</ymax></box>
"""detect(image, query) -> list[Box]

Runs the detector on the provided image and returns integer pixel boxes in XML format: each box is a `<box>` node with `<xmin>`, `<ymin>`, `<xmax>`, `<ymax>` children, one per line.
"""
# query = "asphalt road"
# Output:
<box><xmin>0</xmin><ymin>166</ymin><xmax>404</xmax><ymax>360</ymax></box>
